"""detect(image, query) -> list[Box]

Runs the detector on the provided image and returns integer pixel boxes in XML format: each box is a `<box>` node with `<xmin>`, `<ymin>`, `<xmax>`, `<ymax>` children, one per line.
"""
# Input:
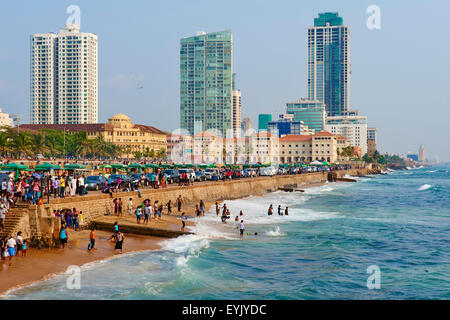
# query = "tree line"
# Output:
<box><xmin>0</xmin><ymin>127</ymin><xmax>166</xmax><ymax>160</ymax></box>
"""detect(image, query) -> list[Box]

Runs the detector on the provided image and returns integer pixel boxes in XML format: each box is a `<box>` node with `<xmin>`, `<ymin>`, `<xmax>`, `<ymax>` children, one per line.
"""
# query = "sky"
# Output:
<box><xmin>0</xmin><ymin>0</ymin><xmax>449</xmax><ymax>161</ymax></box>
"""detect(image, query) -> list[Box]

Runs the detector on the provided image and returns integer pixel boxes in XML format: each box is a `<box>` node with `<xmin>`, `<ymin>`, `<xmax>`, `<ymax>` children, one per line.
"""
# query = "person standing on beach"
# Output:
<box><xmin>0</xmin><ymin>204</ymin><xmax>5</xmax><ymax>233</ymax></box>
<box><xmin>180</xmin><ymin>212</ymin><xmax>187</xmax><ymax>231</ymax></box>
<box><xmin>60</xmin><ymin>226</ymin><xmax>68</xmax><ymax>249</ymax></box>
<box><xmin>16</xmin><ymin>231</ymin><xmax>24</xmax><ymax>256</ymax></box>
<box><xmin>199</xmin><ymin>200</ymin><xmax>205</xmax><ymax>216</ymax></box>
<box><xmin>114</xmin><ymin>231</ymin><xmax>124</xmax><ymax>253</ymax></box>
<box><xmin>285</xmin><ymin>207</ymin><xmax>289</xmax><ymax>216</ymax></box>
<box><xmin>268</xmin><ymin>205</ymin><xmax>273</xmax><ymax>216</ymax></box>
<box><xmin>166</xmin><ymin>200</ymin><xmax>172</xmax><ymax>215</ymax></box>
<box><xmin>6</xmin><ymin>235</ymin><xmax>16</xmax><ymax>265</ymax></box>
<box><xmin>215</xmin><ymin>202</ymin><xmax>220</xmax><ymax>216</ymax></box>
<box><xmin>278</xmin><ymin>205</ymin><xmax>283</xmax><ymax>215</ymax></box>
<box><xmin>195</xmin><ymin>204</ymin><xmax>201</xmax><ymax>217</ymax></box>
<box><xmin>128</xmin><ymin>198</ymin><xmax>133</xmax><ymax>216</ymax></box>
<box><xmin>143</xmin><ymin>202</ymin><xmax>151</xmax><ymax>224</ymax></box>
<box><xmin>118</xmin><ymin>198</ymin><xmax>123</xmax><ymax>217</ymax></box>
<box><xmin>176</xmin><ymin>195</ymin><xmax>183</xmax><ymax>212</ymax></box>
<box><xmin>238</xmin><ymin>220</ymin><xmax>245</xmax><ymax>237</ymax></box>
<box><xmin>135</xmin><ymin>206</ymin><xmax>143</xmax><ymax>224</ymax></box>
<box><xmin>88</xmin><ymin>228</ymin><xmax>96</xmax><ymax>251</ymax></box>
<box><xmin>113</xmin><ymin>198</ymin><xmax>119</xmax><ymax>216</ymax></box>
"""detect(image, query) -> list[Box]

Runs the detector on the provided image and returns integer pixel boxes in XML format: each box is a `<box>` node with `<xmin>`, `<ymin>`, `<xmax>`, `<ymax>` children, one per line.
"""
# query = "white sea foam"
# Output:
<box><xmin>417</xmin><ymin>184</ymin><xmax>432</xmax><ymax>191</ymax></box>
<box><xmin>266</xmin><ymin>226</ymin><xmax>285</xmax><ymax>237</ymax></box>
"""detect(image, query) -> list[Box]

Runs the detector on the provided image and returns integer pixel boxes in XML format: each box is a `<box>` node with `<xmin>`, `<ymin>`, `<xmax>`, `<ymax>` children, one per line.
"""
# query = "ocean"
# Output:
<box><xmin>4</xmin><ymin>165</ymin><xmax>450</xmax><ymax>299</ymax></box>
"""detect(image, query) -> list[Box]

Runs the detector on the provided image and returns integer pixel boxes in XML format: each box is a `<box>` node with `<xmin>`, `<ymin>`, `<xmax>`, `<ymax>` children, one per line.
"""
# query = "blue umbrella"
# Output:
<box><xmin>32</xmin><ymin>172</ymin><xmax>41</xmax><ymax>179</ymax></box>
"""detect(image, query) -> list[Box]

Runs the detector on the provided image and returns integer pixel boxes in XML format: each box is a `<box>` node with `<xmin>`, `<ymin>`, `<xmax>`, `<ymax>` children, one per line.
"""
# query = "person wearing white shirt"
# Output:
<box><xmin>238</xmin><ymin>220</ymin><xmax>245</xmax><ymax>237</ymax></box>
<box><xmin>6</xmin><ymin>236</ymin><xmax>16</xmax><ymax>264</ymax></box>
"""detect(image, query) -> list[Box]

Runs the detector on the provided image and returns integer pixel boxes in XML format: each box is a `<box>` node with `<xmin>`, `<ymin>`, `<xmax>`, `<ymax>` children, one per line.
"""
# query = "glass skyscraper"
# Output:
<box><xmin>180</xmin><ymin>31</ymin><xmax>233</xmax><ymax>136</ymax></box>
<box><xmin>307</xmin><ymin>12</ymin><xmax>349</xmax><ymax>116</ymax></box>
<box><xmin>286</xmin><ymin>99</ymin><xmax>325</xmax><ymax>133</ymax></box>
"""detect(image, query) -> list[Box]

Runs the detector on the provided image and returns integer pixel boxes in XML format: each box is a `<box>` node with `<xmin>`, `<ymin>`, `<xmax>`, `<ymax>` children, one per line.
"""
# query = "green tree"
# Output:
<box><xmin>10</xmin><ymin>132</ymin><xmax>32</xmax><ymax>158</ymax></box>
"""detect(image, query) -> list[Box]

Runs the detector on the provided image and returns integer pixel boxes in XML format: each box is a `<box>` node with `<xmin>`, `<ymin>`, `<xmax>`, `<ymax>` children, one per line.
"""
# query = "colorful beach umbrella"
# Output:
<box><xmin>35</xmin><ymin>162</ymin><xmax>61</xmax><ymax>171</ymax></box>
<box><xmin>64</xmin><ymin>163</ymin><xmax>87</xmax><ymax>169</ymax></box>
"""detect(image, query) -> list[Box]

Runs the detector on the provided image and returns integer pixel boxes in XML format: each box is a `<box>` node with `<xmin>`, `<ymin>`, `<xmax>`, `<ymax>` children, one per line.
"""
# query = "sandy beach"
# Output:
<box><xmin>0</xmin><ymin>230</ymin><xmax>163</xmax><ymax>295</ymax></box>
<box><xmin>0</xmin><ymin>200</ymin><xmax>206</xmax><ymax>295</ymax></box>
<box><xmin>0</xmin><ymin>181</ymin><xmax>324</xmax><ymax>296</ymax></box>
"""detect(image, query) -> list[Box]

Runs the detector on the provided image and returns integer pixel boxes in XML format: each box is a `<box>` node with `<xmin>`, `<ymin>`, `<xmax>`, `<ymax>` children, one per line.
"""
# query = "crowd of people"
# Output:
<box><xmin>1</xmin><ymin>231</ymin><xmax>26</xmax><ymax>265</ymax></box>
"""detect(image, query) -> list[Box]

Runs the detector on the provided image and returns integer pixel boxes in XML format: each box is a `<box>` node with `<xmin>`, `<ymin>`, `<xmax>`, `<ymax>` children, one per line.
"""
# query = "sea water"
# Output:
<box><xmin>4</xmin><ymin>165</ymin><xmax>450</xmax><ymax>299</ymax></box>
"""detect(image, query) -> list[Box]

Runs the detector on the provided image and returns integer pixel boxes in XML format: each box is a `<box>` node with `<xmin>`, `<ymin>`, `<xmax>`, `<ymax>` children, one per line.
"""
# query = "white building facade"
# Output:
<box><xmin>325</xmin><ymin>115</ymin><xmax>367</xmax><ymax>156</ymax></box>
<box><xmin>232</xmin><ymin>89</ymin><xmax>241</xmax><ymax>138</ymax></box>
<box><xmin>0</xmin><ymin>107</ymin><xmax>14</xmax><ymax>127</ymax></box>
<box><xmin>30</xmin><ymin>24</ymin><xmax>98</xmax><ymax>124</ymax></box>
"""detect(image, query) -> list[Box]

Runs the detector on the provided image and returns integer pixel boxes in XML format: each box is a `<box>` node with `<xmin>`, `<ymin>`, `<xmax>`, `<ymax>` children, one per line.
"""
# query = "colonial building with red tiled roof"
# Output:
<box><xmin>16</xmin><ymin>113</ymin><xmax>167</xmax><ymax>158</ymax></box>
<box><xmin>279</xmin><ymin>132</ymin><xmax>351</xmax><ymax>164</ymax></box>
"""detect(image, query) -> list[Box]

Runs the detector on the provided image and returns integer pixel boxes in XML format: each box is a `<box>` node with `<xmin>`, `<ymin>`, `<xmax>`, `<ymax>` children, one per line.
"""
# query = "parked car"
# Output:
<box><xmin>204</xmin><ymin>168</ymin><xmax>221</xmax><ymax>180</ymax></box>
<box><xmin>85</xmin><ymin>175</ymin><xmax>107</xmax><ymax>190</ymax></box>
<box><xmin>109</xmin><ymin>174</ymin><xmax>132</xmax><ymax>187</ymax></box>
<box><xmin>259</xmin><ymin>166</ymin><xmax>277</xmax><ymax>176</ymax></box>
<box><xmin>162</xmin><ymin>169</ymin><xmax>180</xmax><ymax>184</ymax></box>
<box><xmin>194</xmin><ymin>171</ymin><xmax>207</xmax><ymax>182</ymax></box>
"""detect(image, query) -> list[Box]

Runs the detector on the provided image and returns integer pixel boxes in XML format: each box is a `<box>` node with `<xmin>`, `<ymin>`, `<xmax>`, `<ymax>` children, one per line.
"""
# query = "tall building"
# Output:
<box><xmin>0</xmin><ymin>107</ymin><xmax>14</xmax><ymax>127</ymax></box>
<box><xmin>307</xmin><ymin>12</ymin><xmax>350</xmax><ymax>116</ymax></box>
<box><xmin>232</xmin><ymin>89</ymin><xmax>241</xmax><ymax>137</ymax></box>
<box><xmin>30</xmin><ymin>24</ymin><xmax>98</xmax><ymax>124</ymax></box>
<box><xmin>180</xmin><ymin>30</ymin><xmax>233</xmax><ymax>137</ymax></box>
<box><xmin>367</xmin><ymin>127</ymin><xmax>377</xmax><ymax>156</ymax></box>
<box><xmin>325</xmin><ymin>115</ymin><xmax>367</xmax><ymax>156</ymax></box>
<box><xmin>418</xmin><ymin>145</ymin><xmax>425</xmax><ymax>162</ymax></box>
<box><xmin>258</xmin><ymin>114</ymin><xmax>272</xmax><ymax>130</ymax></box>
<box><xmin>241</xmin><ymin>117</ymin><xmax>252</xmax><ymax>135</ymax></box>
<box><xmin>268</xmin><ymin>114</ymin><xmax>314</xmax><ymax>137</ymax></box>
<box><xmin>286</xmin><ymin>99</ymin><xmax>326</xmax><ymax>133</ymax></box>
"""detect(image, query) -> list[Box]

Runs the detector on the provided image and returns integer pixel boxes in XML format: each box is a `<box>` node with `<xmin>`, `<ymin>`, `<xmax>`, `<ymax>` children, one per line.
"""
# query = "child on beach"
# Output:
<box><xmin>88</xmin><ymin>228</ymin><xmax>96</xmax><ymax>251</ymax></box>
<box><xmin>60</xmin><ymin>226</ymin><xmax>68</xmax><ymax>249</ymax></box>
<box><xmin>135</xmin><ymin>206</ymin><xmax>143</xmax><ymax>224</ymax></box>
<box><xmin>180</xmin><ymin>212</ymin><xmax>187</xmax><ymax>231</ymax></box>
<box><xmin>22</xmin><ymin>240</ymin><xmax>27</xmax><ymax>256</ymax></box>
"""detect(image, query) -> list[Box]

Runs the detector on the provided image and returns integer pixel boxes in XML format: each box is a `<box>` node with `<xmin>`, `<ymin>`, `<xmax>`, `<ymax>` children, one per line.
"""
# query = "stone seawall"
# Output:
<box><xmin>10</xmin><ymin>168</ymin><xmax>369</xmax><ymax>247</ymax></box>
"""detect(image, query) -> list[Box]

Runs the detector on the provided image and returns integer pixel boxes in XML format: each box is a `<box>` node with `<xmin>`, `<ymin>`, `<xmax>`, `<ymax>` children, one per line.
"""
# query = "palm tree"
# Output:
<box><xmin>0</xmin><ymin>131</ymin><xmax>11</xmax><ymax>157</ymax></box>
<box><xmin>73</xmin><ymin>132</ymin><xmax>91</xmax><ymax>159</ymax></box>
<box><xmin>31</xmin><ymin>133</ymin><xmax>48</xmax><ymax>157</ymax></box>
<box><xmin>10</xmin><ymin>133</ymin><xmax>32</xmax><ymax>158</ymax></box>
<box><xmin>157</xmin><ymin>148</ymin><xmax>166</xmax><ymax>159</ymax></box>
<box><xmin>45</xmin><ymin>134</ymin><xmax>60</xmax><ymax>157</ymax></box>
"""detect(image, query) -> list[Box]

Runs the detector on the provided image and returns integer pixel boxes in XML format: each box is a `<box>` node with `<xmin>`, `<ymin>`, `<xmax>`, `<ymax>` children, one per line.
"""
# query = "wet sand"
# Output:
<box><xmin>0</xmin><ymin>230</ymin><xmax>163</xmax><ymax>295</ymax></box>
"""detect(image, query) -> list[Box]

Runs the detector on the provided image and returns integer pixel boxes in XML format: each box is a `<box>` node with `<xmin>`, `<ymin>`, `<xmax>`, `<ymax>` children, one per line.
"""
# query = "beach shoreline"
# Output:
<box><xmin>0</xmin><ymin>179</ymin><xmax>329</xmax><ymax>296</ymax></box>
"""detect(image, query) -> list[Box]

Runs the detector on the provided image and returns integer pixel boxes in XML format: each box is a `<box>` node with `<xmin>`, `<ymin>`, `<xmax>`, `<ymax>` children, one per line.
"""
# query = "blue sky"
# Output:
<box><xmin>0</xmin><ymin>0</ymin><xmax>449</xmax><ymax>161</ymax></box>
